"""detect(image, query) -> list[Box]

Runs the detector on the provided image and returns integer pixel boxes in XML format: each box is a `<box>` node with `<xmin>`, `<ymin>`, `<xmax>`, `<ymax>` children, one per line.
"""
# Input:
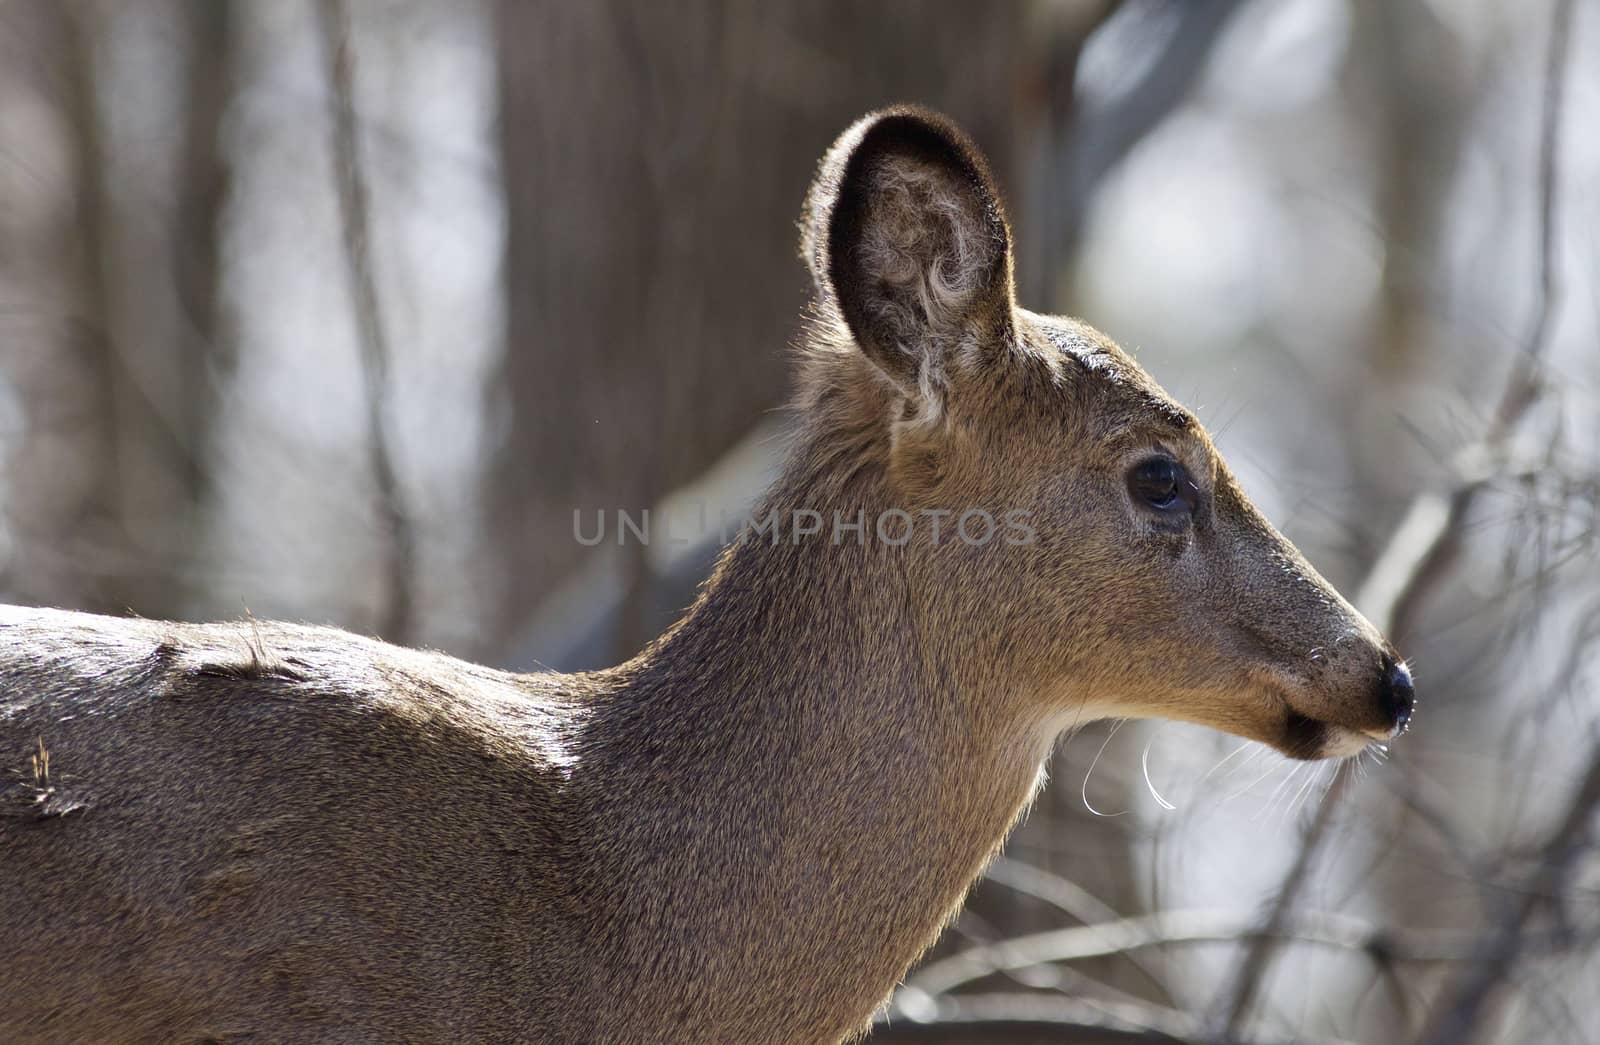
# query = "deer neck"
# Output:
<box><xmin>574</xmin><ymin>432</ymin><xmax>1056</xmax><ymax>1035</ymax></box>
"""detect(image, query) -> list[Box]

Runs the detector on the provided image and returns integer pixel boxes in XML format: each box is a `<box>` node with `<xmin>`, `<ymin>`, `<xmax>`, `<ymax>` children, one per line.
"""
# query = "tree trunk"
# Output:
<box><xmin>486</xmin><ymin>0</ymin><xmax>1027</xmax><ymax>665</ymax></box>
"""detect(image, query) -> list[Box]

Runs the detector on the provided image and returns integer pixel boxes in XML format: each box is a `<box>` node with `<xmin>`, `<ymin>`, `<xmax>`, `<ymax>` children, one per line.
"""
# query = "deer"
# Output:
<box><xmin>0</xmin><ymin>106</ymin><xmax>1413</xmax><ymax>1044</ymax></box>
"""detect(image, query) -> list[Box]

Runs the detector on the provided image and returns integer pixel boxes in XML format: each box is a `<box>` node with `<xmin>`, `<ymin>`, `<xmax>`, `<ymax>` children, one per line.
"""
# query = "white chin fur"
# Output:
<box><xmin>1321</xmin><ymin>726</ymin><xmax>1373</xmax><ymax>759</ymax></box>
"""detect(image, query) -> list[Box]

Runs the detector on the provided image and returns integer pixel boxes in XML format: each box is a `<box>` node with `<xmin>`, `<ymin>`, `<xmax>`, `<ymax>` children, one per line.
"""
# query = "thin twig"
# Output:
<box><xmin>1030</xmin><ymin>0</ymin><xmax>1244</xmax><ymax>304</ymax></box>
<box><xmin>873</xmin><ymin>1008</ymin><xmax>1189</xmax><ymax>1045</ymax></box>
<box><xmin>1206</xmin><ymin>763</ymin><xmax>1356</xmax><ymax>1035</ymax></box>
<box><xmin>1213</xmin><ymin>0</ymin><xmax>1577</xmax><ymax>1036</ymax></box>
<box><xmin>1059</xmin><ymin>0</ymin><xmax>1245</xmax><ymax>246</ymax></box>
<box><xmin>906</xmin><ymin>904</ymin><xmax>1480</xmax><ymax>1001</ymax></box>
<box><xmin>1486</xmin><ymin>0</ymin><xmax>1575</xmax><ymax>443</ymax></box>
<box><xmin>881</xmin><ymin>989</ymin><xmax>1362</xmax><ymax>1045</ymax></box>
<box><xmin>981</xmin><ymin>857</ymin><xmax>1177</xmax><ymax>1004</ymax></box>
<box><xmin>315</xmin><ymin>0</ymin><xmax>415</xmax><ymax>643</ymax></box>
<box><xmin>1354</xmin><ymin>0</ymin><xmax>1575</xmax><ymax>643</ymax></box>
<box><xmin>1412</xmin><ymin>730</ymin><xmax>1600</xmax><ymax>1045</ymax></box>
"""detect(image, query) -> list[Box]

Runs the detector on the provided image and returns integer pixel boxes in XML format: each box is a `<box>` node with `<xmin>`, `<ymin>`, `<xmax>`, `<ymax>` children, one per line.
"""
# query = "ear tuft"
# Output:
<box><xmin>801</xmin><ymin>106</ymin><xmax>1014</xmax><ymax>395</ymax></box>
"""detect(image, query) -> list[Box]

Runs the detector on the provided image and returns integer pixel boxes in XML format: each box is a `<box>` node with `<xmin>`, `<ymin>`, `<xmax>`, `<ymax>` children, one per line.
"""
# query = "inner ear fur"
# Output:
<box><xmin>804</xmin><ymin>106</ymin><xmax>1016</xmax><ymax>398</ymax></box>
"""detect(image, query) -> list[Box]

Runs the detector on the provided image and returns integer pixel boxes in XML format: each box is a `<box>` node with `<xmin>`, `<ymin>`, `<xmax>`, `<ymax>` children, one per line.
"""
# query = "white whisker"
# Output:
<box><xmin>1225</xmin><ymin>755</ymin><xmax>1284</xmax><ymax>805</ymax></box>
<box><xmin>1195</xmin><ymin>739</ymin><xmax>1254</xmax><ymax>792</ymax></box>
<box><xmin>1257</xmin><ymin>762</ymin><xmax>1307</xmax><ymax>823</ymax></box>
<box><xmin>1288</xmin><ymin>761</ymin><xmax>1325</xmax><ymax>818</ymax></box>
<box><xmin>1081</xmin><ymin>720</ymin><xmax>1128</xmax><ymax>817</ymax></box>
<box><xmin>1141</xmin><ymin>736</ymin><xmax>1177</xmax><ymax>811</ymax></box>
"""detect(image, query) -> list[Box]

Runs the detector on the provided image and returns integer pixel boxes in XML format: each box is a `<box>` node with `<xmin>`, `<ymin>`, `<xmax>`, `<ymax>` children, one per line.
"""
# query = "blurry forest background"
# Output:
<box><xmin>2</xmin><ymin>1</ymin><xmax>1598</xmax><ymax>1042</ymax></box>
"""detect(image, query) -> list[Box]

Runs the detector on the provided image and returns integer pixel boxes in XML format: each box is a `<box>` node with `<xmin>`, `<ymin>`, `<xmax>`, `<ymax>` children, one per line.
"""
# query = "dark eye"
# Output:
<box><xmin>1127</xmin><ymin>457</ymin><xmax>1198</xmax><ymax>515</ymax></box>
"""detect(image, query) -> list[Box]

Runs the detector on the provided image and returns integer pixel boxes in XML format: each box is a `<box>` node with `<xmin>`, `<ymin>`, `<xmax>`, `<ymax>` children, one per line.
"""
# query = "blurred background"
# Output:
<box><xmin>1</xmin><ymin>0</ymin><xmax>1597</xmax><ymax>1041</ymax></box>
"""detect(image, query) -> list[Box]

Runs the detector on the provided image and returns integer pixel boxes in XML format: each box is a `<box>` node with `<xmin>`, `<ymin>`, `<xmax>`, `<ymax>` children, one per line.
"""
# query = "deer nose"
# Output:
<box><xmin>1377</xmin><ymin>657</ymin><xmax>1415</xmax><ymax>737</ymax></box>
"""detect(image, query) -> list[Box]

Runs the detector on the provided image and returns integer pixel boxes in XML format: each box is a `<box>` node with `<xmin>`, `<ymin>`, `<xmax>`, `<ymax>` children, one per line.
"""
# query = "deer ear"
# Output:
<box><xmin>802</xmin><ymin>107</ymin><xmax>1015</xmax><ymax>396</ymax></box>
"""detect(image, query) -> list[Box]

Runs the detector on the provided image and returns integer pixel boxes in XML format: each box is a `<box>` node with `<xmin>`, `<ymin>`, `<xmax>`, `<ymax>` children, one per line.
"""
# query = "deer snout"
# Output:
<box><xmin>1372</xmin><ymin>656</ymin><xmax>1415</xmax><ymax>739</ymax></box>
<box><xmin>1261</xmin><ymin>630</ymin><xmax>1415</xmax><ymax>759</ymax></box>
<box><xmin>1315</xmin><ymin>649</ymin><xmax>1414</xmax><ymax>755</ymax></box>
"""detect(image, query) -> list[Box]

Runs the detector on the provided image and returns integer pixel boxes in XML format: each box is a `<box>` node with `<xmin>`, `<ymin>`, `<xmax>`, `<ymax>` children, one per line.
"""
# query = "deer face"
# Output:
<box><xmin>801</xmin><ymin>108</ymin><xmax>1413</xmax><ymax>760</ymax></box>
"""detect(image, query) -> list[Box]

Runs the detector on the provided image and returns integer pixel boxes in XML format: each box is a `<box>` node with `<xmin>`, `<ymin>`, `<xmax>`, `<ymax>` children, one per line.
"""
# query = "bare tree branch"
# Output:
<box><xmin>979</xmin><ymin>856</ymin><xmax>1176</xmax><ymax>1004</ymax></box>
<box><xmin>877</xmin><ymin>989</ymin><xmax>1366</xmax><ymax>1045</ymax></box>
<box><xmin>172</xmin><ymin>0</ymin><xmax>233</xmax><ymax>500</ymax></box>
<box><xmin>1210</xmin><ymin>2</ymin><xmax>1579</xmax><ymax>1037</ymax></box>
<box><xmin>1028</xmin><ymin>0</ymin><xmax>1245</xmax><ymax>304</ymax></box>
<box><xmin>1206</xmin><ymin>763</ymin><xmax>1356</xmax><ymax>1036</ymax></box>
<box><xmin>1065</xmin><ymin>0</ymin><xmax>1243</xmax><ymax>209</ymax></box>
<box><xmin>49</xmin><ymin>2</ymin><xmax>120</xmax><ymax>614</ymax></box>
<box><xmin>1354</xmin><ymin>0</ymin><xmax>1577</xmax><ymax>643</ymax></box>
<box><xmin>907</xmin><ymin>905</ymin><xmax>1479</xmax><ymax>1002</ymax></box>
<box><xmin>315</xmin><ymin>0</ymin><xmax>415</xmax><ymax>643</ymax></box>
<box><xmin>873</xmin><ymin>1014</ymin><xmax>1185</xmax><ymax>1045</ymax></box>
<box><xmin>1412</xmin><ymin>730</ymin><xmax>1600</xmax><ymax>1045</ymax></box>
<box><xmin>884</xmin><ymin>987</ymin><xmax>1194</xmax><ymax>1044</ymax></box>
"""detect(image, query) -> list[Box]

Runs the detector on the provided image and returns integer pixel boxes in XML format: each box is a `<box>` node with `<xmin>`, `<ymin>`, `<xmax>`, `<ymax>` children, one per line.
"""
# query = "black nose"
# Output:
<box><xmin>1378</xmin><ymin>657</ymin><xmax>1415</xmax><ymax>735</ymax></box>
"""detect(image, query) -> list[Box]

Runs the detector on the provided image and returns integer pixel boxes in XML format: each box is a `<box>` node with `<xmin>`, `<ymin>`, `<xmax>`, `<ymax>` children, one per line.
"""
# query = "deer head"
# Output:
<box><xmin>795</xmin><ymin>106</ymin><xmax>1413</xmax><ymax>761</ymax></box>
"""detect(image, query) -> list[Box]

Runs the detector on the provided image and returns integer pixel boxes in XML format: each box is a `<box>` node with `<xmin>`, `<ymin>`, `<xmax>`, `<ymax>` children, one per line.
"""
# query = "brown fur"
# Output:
<box><xmin>0</xmin><ymin>107</ymin><xmax>1406</xmax><ymax>1043</ymax></box>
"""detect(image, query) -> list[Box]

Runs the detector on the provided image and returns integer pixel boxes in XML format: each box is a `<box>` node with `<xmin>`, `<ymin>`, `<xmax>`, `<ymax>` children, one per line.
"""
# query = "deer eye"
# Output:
<box><xmin>1127</xmin><ymin>457</ymin><xmax>1198</xmax><ymax>516</ymax></box>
